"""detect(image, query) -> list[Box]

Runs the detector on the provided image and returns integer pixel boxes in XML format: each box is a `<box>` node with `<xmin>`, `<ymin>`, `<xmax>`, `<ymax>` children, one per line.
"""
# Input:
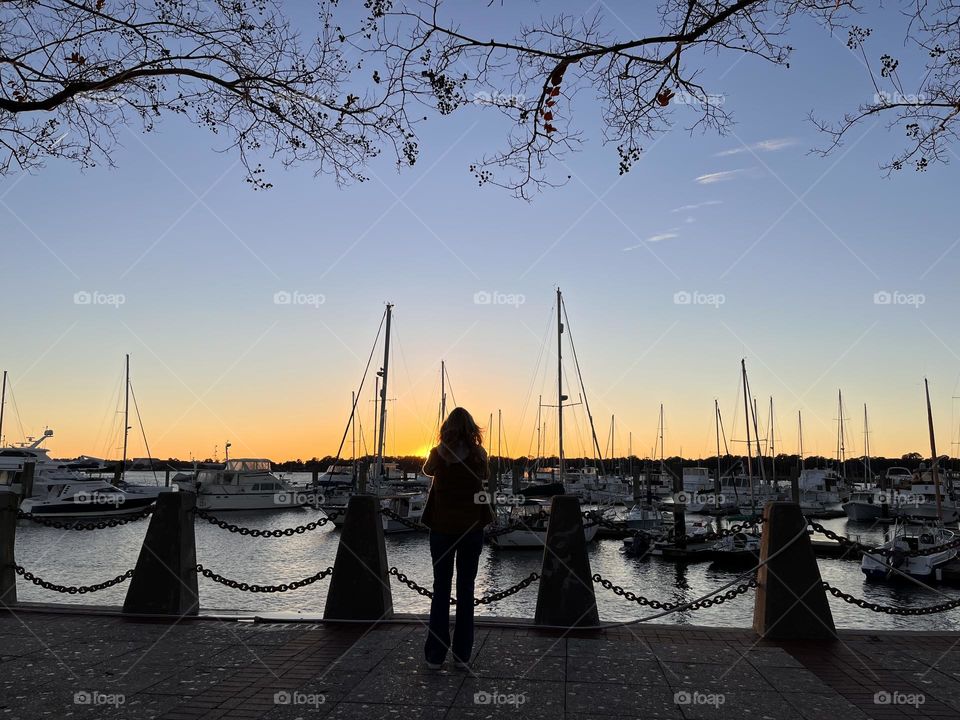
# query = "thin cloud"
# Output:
<box><xmin>715</xmin><ymin>138</ymin><xmax>797</xmax><ymax>157</ymax></box>
<box><xmin>623</xmin><ymin>231</ymin><xmax>679</xmax><ymax>251</ymax></box>
<box><xmin>671</xmin><ymin>200</ymin><xmax>721</xmax><ymax>213</ymax></box>
<box><xmin>695</xmin><ymin>168</ymin><xmax>752</xmax><ymax>184</ymax></box>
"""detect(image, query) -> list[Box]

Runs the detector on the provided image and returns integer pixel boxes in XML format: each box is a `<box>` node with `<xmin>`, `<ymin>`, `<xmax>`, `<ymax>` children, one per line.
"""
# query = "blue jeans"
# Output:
<box><xmin>424</xmin><ymin>528</ymin><xmax>484</xmax><ymax>664</ymax></box>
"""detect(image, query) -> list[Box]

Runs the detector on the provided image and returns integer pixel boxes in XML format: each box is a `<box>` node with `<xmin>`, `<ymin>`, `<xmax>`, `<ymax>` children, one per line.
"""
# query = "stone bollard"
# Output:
<box><xmin>123</xmin><ymin>490</ymin><xmax>199</xmax><ymax>616</ymax></box>
<box><xmin>754</xmin><ymin>502</ymin><xmax>836</xmax><ymax>640</ymax></box>
<box><xmin>535</xmin><ymin>495</ymin><xmax>599</xmax><ymax>627</ymax></box>
<box><xmin>324</xmin><ymin>495</ymin><xmax>393</xmax><ymax>621</ymax></box>
<box><xmin>0</xmin><ymin>491</ymin><xmax>18</xmax><ymax>606</ymax></box>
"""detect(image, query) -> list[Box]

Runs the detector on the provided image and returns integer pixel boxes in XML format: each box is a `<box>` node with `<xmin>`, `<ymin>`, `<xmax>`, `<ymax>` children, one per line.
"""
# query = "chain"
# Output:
<box><xmin>807</xmin><ymin>520</ymin><xmax>960</xmax><ymax>558</ymax></box>
<box><xmin>16</xmin><ymin>507</ymin><xmax>154</xmax><ymax>530</ymax></box>
<box><xmin>592</xmin><ymin>572</ymin><xmax>757</xmax><ymax>611</ymax></box>
<box><xmin>822</xmin><ymin>581</ymin><xmax>960</xmax><ymax>615</ymax></box>
<box><xmin>379</xmin><ymin>507</ymin><xmax>428</xmax><ymax>531</ymax></box>
<box><xmin>195</xmin><ymin>564</ymin><xmax>333</xmax><ymax>592</ymax></box>
<box><xmin>389</xmin><ymin>566</ymin><xmax>540</xmax><ymax>606</ymax></box>
<box><xmin>194</xmin><ymin>508</ymin><xmax>339</xmax><ymax>537</ymax></box>
<box><xmin>11</xmin><ymin>564</ymin><xmax>134</xmax><ymax>594</ymax></box>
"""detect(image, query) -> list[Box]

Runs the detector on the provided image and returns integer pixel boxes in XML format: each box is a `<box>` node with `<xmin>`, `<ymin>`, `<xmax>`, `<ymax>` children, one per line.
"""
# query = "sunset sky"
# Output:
<box><xmin>2</xmin><ymin>2</ymin><xmax>959</xmax><ymax>463</ymax></box>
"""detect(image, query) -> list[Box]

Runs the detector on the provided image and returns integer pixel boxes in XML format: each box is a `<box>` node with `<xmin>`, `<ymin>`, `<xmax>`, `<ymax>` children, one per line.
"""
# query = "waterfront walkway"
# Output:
<box><xmin>2</xmin><ymin>608</ymin><xmax>959</xmax><ymax>719</ymax></box>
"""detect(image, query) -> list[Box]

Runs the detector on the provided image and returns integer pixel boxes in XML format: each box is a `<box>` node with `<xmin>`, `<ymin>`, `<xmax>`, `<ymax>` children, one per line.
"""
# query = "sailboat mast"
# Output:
<box><xmin>121</xmin><ymin>354</ymin><xmax>130</xmax><ymax>483</ymax></box>
<box><xmin>798</xmin><ymin>410</ymin><xmax>804</xmax><ymax>472</ymax></box>
<box><xmin>375</xmin><ymin>303</ymin><xmax>393</xmax><ymax>478</ymax></box>
<box><xmin>863</xmin><ymin>403</ymin><xmax>871</xmax><ymax>481</ymax></box>
<box><xmin>535</xmin><ymin>395</ymin><xmax>542</xmax><ymax>460</ymax></box>
<box><xmin>351</xmin><ymin>391</ymin><xmax>357</xmax><ymax>483</ymax></box>
<box><xmin>769</xmin><ymin>397</ymin><xmax>776</xmax><ymax>486</ymax></box>
<box><xmin>440</xmin><ymin>360</ymin><xmax>446</xmax><ymax>419</ymax></box>
<box><xmin>557</xmin><ymin>288</ymin><xmax>565</xmax><ymax>484</ymax></box>
<box><xmin>0</xmin><ymin>370</ymin><xmax>6</xmax><ymax>446</ymax></box>
<box><xmin>838</xmin><ymin>389</ymin><xmax>846</xmax><ymax>480</ymax></box>
<box><xmin>715</xmin><ymin>399</ymin><xmax>722</xmax><ymax>499</ymax></box>
<box><xmin>925</xmin><ymin>378</ymin><xmax>943</xmax><ymax>521</ymax></box>
<box><xmin>741</xmin><ymin>360</ymin><xmax>756</xmax><ymax>513</ymax></box>
<box><xmin>658</xmin><ymin>404</ymin><xmax>665</xmax><ymax>475</ymax></box>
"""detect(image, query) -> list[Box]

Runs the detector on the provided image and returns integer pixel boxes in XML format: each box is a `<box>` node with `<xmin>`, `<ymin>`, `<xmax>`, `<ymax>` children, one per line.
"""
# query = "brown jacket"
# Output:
<box><xmin>420</xmin><ymin>444</ymin><xmax>495</xmax><ymax>534</ymax></box>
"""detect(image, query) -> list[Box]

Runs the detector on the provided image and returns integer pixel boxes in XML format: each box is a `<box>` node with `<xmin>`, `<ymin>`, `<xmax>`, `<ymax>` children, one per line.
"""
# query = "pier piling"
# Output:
<box><xmin>324</xmin><ymin>494</ymin><xmax>393</xmax><ymax>621</ymax></box>
<box><xmin>534</xmin><ymin>495</ymin><xmax>599</xmax><ymax>627</ymax></box>
<box><xmin>753</xmin><ymin>501</ymin><xmax>836</xmax><ymax>640</ymax></box>
<box><xmin>123</xmin><ymin>490</ymin><xmax>199</xmax><ymax>616</ymax></box>
<box><xmin>0</xmin><ymin>490</ymin><xmax>18</xmax><ymax>606</ymax></box>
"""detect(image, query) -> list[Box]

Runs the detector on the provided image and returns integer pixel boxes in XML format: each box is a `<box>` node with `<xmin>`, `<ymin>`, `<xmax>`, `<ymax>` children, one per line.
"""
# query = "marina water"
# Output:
<box><xmin>15</xmin><ymin>471</ymin><xmax>960</xmax><ymax>631</ymax></box>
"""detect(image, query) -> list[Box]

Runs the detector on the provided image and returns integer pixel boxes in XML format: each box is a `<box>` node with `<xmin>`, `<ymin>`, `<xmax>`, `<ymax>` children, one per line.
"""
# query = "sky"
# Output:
<box><xmin>1</xmin><ymin>1</ymin><xmax>959</xmax><ymax>463</ymax></box>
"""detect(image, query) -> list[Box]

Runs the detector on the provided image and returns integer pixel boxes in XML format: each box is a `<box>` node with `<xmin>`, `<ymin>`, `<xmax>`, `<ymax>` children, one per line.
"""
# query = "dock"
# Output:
<box><xmin>2</xmin><ymin>607</ymin><xmax>958</xmax><ymax>719</ymax></box>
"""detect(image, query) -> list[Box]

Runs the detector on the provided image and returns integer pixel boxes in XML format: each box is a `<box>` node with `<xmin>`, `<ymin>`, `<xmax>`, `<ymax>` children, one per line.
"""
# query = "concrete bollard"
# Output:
<box><xmin>123</xmin><ymin>490</ymin><xmax>199</xmax><ymax>616</ymax></box>
<box><xmin>753</xmin><ymin>502</ymin><xmax>836</xmax><ymax>640</ymax></box>
<box><xmin>535</xmin><ymin>495</ymin><xmax>599</xmax><ymax>627</ymax></box>
<box><xmin>0</xmin><ymin>491</ymin><xmax>18</xmax><ymax>606</ymax></box>
<box><xmin>324</xmin><ymin>495</ymin><xmax>393</xmax><ymax>621</ymax></box>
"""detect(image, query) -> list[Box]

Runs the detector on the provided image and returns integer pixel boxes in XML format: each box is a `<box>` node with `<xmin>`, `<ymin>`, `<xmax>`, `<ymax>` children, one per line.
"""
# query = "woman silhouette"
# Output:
<box><xmin>420</xmin><ymin>407</ymin><xmax>495</xmax><ymax>670</ymax></box>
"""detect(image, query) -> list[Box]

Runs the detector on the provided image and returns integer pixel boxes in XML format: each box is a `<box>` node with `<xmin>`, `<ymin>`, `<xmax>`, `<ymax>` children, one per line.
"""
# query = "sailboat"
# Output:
<box><xmin>861</xmin><ymin>379</ymin><xmax>959</xmax><ymax>579</ymax></box>
<box><xmin>486</xmin><ymin>289</ymin><xmax>599</xmax><ymax>548</ymax></box>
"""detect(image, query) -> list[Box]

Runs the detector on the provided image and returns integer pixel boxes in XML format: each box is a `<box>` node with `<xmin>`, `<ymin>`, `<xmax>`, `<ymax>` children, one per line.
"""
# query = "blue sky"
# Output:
<box><xmin>1</xmin><ymin>1</ymin><xmax>958</xmax><ymax>461</ymax></box>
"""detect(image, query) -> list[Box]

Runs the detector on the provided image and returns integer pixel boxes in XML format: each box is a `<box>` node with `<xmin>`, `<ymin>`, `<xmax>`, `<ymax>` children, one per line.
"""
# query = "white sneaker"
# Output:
<box><xmin>426</xmin><ymin>661</ymin><xmax>443</xmax><ymax>671</ymax></box>
<box><xmin>453</xmin><ymin>660</ymin><xmax>470</xmax><ymax>670</ymax></box>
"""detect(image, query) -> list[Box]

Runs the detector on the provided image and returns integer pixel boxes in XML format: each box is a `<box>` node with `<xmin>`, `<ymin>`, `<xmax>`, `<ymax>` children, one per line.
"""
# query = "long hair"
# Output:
<box><xmin>439</xmin><ymin>407</ymin><xmax>483</xmax><ymax>453</ymax></box>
